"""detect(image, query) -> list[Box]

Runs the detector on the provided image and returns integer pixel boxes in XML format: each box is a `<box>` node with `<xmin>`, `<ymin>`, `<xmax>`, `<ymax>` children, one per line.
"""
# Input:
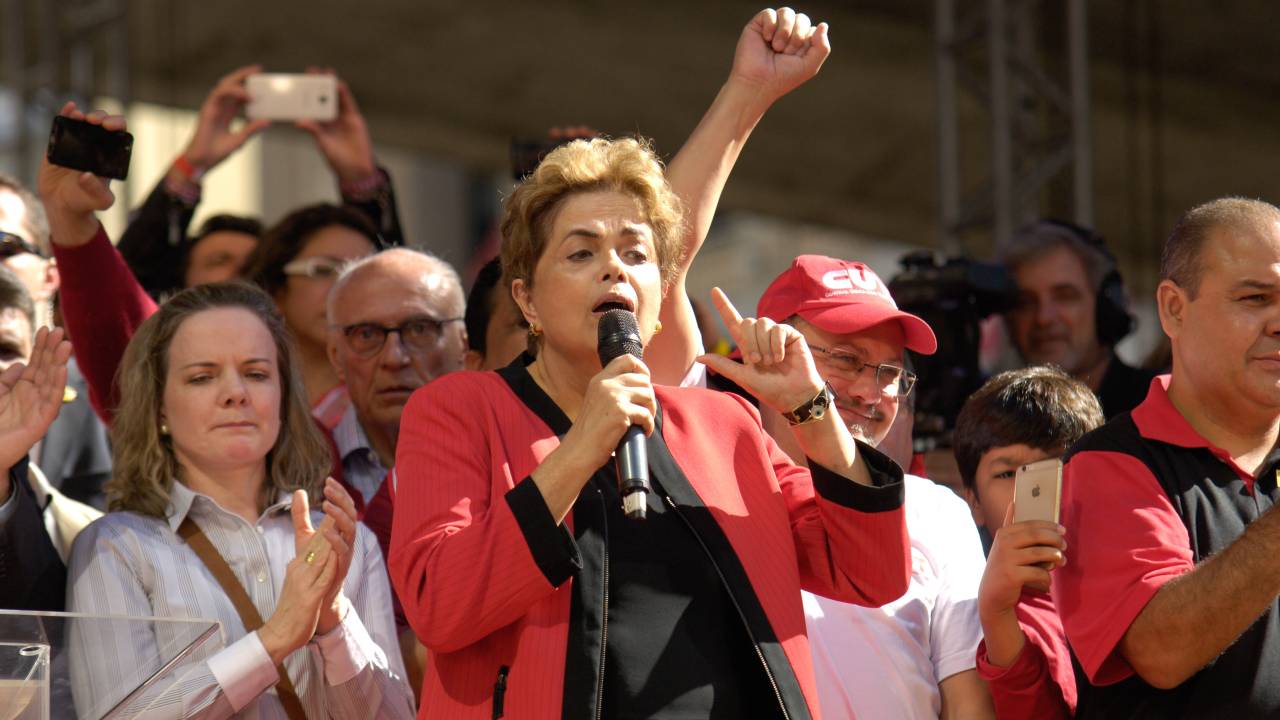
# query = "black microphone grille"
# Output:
<box><xmin>597</xmin><ymin>308</ymin><xmax>643</xmax><ymax>365</ymax></box>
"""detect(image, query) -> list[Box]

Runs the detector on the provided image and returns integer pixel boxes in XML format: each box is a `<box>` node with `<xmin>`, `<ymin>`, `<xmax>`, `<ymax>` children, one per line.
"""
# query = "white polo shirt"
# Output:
<box><xmin>804</xmin><ymin>474</ymin><xmax>986</xmax><ymax>720</ymax></box>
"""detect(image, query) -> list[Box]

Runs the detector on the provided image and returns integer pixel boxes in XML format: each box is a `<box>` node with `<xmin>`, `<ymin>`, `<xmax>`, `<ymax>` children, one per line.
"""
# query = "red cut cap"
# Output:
<box><xmin>756</xmin><ymin>255</ymin><xmax>937</xmax><ymax>355</ymax></box>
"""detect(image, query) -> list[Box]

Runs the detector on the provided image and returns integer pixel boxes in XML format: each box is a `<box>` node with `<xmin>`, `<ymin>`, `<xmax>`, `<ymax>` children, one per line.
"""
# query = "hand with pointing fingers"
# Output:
<box><xmin>697</xmin><ymin>287</ymin><xmax>826</xmax><ymax>414</ymax></box>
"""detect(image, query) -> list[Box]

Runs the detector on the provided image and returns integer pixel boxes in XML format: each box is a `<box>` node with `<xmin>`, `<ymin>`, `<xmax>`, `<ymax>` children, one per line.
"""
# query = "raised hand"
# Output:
<box><xmin>730</xmin><ymin>7</ymin><xmax>832</xmax><ymax>105</ymax></box>
<box><xmin>0</xmin><ymin>327</ymin><xmax>71</xmax><ymax>473</ymax></box>
<box><xmin>980</xmin><ymin>503</ymin><xmax>1067</xmax><ymax>611</ymax></box>
<box><xmin>697</xmin><ymin>287</ymin><xmax>825</xmax><ymax>414</ymax></box>
<box><xmin>294</xmin><ymin>68</ymin><xmax>377</xmax><ymax>184</ymax></box>
<box><xmin>37</xmin><ymin>103</ymin><xmax>124</xmax><ymax>245</ymax></box>
<box><xmin>181</xmin><ymin>64</ymin><xmax>271</xmax><ymax>174</ymax></box>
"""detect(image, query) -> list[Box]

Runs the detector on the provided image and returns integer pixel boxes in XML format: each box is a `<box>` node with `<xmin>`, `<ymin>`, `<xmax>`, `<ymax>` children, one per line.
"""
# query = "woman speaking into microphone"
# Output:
<box><xmin>389</xmin><ymin>13</ymin><xmax>909</xmax><ymax>720</ymax></box>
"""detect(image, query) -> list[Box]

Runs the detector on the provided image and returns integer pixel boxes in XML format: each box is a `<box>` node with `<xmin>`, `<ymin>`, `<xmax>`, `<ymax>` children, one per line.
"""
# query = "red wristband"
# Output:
<box><xmin>172</xmin><ymin>155</ymin><xmax>206</xmax><ymax>183</ymax></box>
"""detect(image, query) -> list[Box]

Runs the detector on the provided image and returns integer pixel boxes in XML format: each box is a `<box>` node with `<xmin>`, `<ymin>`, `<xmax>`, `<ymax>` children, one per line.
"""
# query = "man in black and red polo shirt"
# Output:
<box><xmin>1053</xmin><ymin>196</ymin><xmax>1280</xmax><ymax>717</ymax></box>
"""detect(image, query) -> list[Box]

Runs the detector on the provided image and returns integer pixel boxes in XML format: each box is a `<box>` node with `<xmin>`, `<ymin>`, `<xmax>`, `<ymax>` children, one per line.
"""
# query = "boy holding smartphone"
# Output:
<box><xmin>953</xmin><ymin>366</ymin><xmax>1104</xmax><ymax>718</ymax></box>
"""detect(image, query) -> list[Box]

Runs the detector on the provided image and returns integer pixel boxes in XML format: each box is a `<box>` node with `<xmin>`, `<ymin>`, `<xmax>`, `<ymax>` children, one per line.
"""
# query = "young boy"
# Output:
<box><xmin>953</xmin><ymin>365</ymin><xmax>1105</xmax><ymax>718</ymax></box>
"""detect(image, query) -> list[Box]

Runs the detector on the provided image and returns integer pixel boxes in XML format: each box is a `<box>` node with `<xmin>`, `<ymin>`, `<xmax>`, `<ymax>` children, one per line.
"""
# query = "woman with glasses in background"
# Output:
<box><xmin>242</xmin><ymin>204</ymin><xmax>385</xmax><ymax>428</ymax></box>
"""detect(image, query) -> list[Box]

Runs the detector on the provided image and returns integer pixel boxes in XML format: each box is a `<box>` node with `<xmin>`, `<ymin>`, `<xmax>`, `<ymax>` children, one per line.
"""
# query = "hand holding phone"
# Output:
<box><xmin>1013</xmin><ymin>458</ymin><xmax>1063</xmax><ymax>525</ymax></box>
<box><xmin>245</xmin><ymin>74</ymin><xmax>338</xmax><ymax>122</ymax></box>
<box><xmin>46</xmin><ymin>115</ymin><xmax>133</xmax><ymax>180</ymax></box>
<box><xmin>37</xmin><ymin>102</ymin><xmax>125</xmax><ymax>247</ymax></box>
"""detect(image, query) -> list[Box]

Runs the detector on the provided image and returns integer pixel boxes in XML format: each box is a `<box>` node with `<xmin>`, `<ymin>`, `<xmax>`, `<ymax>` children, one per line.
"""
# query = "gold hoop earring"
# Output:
<box><xmin>652</xmin><ymin>321</ymin><xmax>663</xmax><ymax>335</ymax></box>
<box><xmin>529</xmin><ymin>324</ymin><xmax>542</xmax><ymax>338</ymax></box>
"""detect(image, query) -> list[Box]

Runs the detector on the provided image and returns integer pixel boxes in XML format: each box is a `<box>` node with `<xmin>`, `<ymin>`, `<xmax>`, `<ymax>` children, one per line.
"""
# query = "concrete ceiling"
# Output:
<box><xmin>17</xmin><ymin>0</ymin><xmax>1280</xmax><ymax>292</ymax></box>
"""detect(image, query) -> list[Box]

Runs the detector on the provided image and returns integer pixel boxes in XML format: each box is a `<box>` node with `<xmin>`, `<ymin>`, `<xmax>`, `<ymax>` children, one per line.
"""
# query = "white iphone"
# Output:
<box><xmin>245</xmin><ymin>74</ymin><xmax>338</xmax><ymax>122</ymax></box>
<box><xmin>1013</xmin><ymin>458</ymin><xmax>1063</xmax><ymax>525</ymax></box>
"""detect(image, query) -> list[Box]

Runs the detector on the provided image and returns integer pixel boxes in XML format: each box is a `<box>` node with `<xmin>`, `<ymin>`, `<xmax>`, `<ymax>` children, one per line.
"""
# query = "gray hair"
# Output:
<box><xmin>0</xmin><ymin>174</ymin><xmax>51</xmax><ymax>255</ymax></box>
<box><xmin>999</xmin><ymin>221</ymin><xmax>1113</xmax><ymax>295</ymax></box>
<box><xmin>326</xmin><ymin>247</ymin><xmax>465</xmax><ymax>325</ymax></box>
<box><xmin>0</xmin><ymin>263</ymin><xmax>35</xmax><ymax>332</ymax></box>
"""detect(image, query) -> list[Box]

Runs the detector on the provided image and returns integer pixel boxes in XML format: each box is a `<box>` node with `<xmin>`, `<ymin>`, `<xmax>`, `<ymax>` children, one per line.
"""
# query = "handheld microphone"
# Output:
<box><xmin>597</xmin><ymin>308</ymin><xmax>649</xmax><ymax>520</ymax></box>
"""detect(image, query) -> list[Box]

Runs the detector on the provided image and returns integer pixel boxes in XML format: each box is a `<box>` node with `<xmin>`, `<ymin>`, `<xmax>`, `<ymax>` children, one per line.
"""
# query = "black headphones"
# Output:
<box><xmin>1028</xmin><ymin>219</ymin><xmax>1135</xmax><ymax>347</ymax></box>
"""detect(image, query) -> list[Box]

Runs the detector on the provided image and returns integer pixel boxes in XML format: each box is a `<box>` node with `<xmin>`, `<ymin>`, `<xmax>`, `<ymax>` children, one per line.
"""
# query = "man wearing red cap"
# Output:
<box><xmin>715</xmin><ymin>255</ymin><xmax>995</xmax><ymax>719</ymax></box>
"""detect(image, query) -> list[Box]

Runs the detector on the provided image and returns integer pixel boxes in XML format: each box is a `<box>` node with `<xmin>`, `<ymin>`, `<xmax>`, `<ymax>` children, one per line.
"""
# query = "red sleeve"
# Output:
<box><xmin>388</xmin><ymin>374</ymin><xmax>578</xmax><ymax>653</ymax></box>
<box><xmin>52</xmin><ymin>224</ymin><xmax>158</xmax><ymax>423</ymax></box>
<box><xmin>739</xmin><ymin>393</ymin><xmax>910</xmax><ymax>608</ymax></box>
<box><xmin>977</xmin><ymin>590</ymin><xmax>1074</xmax><ymax>719</ymax></box>
<box><xmin>1051</xmin><ymin>450</ymin><xmax>1194</xmax><ymax>685</ymax></box>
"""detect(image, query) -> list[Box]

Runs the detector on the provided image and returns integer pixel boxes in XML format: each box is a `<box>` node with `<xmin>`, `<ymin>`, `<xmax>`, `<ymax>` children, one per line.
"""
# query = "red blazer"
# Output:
<box><xmin>389</xmin><ymin>368</ymin><xmax>910</xmax><ymax>719</ymax></box>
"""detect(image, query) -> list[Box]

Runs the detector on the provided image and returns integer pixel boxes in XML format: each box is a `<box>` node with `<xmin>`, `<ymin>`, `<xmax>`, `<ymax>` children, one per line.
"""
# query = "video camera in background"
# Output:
<box><xmin>889</xmin><ymin>252</ymin><xmax>1018</xmax><ymax>448</ymax></box>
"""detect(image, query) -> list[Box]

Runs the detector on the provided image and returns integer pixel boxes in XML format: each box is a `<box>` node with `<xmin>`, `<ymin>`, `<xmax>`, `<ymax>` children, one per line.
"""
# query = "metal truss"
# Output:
<box><xmin>935</xmin><ymin>0</ymin><xmax>1092</xmax><ymax>253</ymax></box>
<box><xmin>1</xmin><ymin>0</ymin><xmax>129</xmax><ymax>182</ymax></box>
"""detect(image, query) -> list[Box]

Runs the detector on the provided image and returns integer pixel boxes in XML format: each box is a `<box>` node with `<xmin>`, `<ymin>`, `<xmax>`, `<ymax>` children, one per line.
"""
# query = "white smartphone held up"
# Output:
<box><xmin>245</xmin><ymin>74</ymin><xmax>338</xmax><ymax>122</ymax></box>
<box><xmin>1013</xmin><ymin>458</ymin><xmax>1063</xmax><ymax>525</ymax></box>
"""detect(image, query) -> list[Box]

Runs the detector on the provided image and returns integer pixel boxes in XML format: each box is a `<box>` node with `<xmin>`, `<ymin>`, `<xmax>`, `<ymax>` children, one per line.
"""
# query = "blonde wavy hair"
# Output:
<box><xmin>106</xmin><ymin>282</ymin><xmax>332</xmax><ymax>518</ymax></box>
<box><xmin>500</xmin><ymin>136</ymin><xmax>685</xmax><ymax>296</ymax></box>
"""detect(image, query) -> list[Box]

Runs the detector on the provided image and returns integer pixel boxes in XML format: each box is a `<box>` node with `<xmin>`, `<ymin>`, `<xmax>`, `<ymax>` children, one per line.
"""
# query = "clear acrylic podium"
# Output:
<box><xmin>0</xmin><ymin>610</ymin><xmax>220</xmax><ymax>720</ymax></box>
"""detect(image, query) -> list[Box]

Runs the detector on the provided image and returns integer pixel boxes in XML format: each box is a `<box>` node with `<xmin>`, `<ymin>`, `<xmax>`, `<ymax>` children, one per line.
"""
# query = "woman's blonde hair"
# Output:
<box><xmin>500</xmin><ymin>137</ymin><xmax>685</xmax><ymax>293</ymax></box>
<box><xmin>107</xmin><ymin>282</ymin><xmax>332</xmax><ymax>518</ymax></box>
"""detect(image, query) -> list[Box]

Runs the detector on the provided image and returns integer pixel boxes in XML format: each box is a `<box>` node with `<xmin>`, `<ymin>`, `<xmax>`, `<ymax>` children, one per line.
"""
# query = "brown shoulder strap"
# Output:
<box><xmin>178</xmin><ymin>517</ymin><xmax>308</xmax><ymax>720</ymax></box>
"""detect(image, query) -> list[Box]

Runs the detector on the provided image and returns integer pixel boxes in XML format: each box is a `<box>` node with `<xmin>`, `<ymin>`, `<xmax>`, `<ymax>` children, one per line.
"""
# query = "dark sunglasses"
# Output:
<box><xmin>0</xmin><ymin>231</ymin><xmax>46</xmax><ymax>259</ymax></box>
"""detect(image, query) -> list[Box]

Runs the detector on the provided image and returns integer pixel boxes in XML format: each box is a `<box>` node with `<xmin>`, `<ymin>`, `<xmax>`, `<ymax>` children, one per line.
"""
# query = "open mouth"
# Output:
<box><xmin>592</xmin><ymin>296</ymin><xmax>635</xmax><ymax>314</ymax></box>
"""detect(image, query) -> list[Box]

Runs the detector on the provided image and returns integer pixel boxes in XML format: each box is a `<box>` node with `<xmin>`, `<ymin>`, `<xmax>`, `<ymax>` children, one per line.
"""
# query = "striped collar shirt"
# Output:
<box><xmin>67</xmin><ymin>481</ymin><xmax>414</xmax><ymax>718</ymax></box>
<box><xmin>333</xmin><ymin>405</ymin><xmax>388</xmax><ymax>506</ymax></box>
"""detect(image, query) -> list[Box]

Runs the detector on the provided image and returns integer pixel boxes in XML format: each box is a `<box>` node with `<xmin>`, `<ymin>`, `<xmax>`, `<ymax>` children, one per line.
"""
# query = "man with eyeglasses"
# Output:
<box><xmin>323</xmin><ymin>248</ymin><xmax>466</xmax><ymax>507</ymax></box>
<box><xmin>323</xmin><ymin>247</ymin><xmax>465</xmax><ymax>698</ymax></box>
<box><xmin>739</xmin><ymin>255</ymin><xmax>994</xmax><ymax>719</ymax></box>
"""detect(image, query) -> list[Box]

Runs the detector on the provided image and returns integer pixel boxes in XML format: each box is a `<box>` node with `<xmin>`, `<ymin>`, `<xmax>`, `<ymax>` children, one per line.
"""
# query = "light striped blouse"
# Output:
<box><xmin>66</xmin><ymin>481</ymin><xmax>414</xmax><ymax>719</ymax></box>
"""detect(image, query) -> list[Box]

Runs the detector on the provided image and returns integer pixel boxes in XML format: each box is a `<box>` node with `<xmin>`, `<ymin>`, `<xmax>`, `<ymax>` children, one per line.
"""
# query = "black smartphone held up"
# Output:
<box><xmin>46</xmin><ymin>116</ymin><xmax>133</xmax><ymax>180</ymax></box>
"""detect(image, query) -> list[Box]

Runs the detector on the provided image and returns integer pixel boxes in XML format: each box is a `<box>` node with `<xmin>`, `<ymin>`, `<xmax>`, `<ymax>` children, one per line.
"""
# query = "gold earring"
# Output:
<box><xmin>159</xmin><ymin>422</ymin><xmax>170</xmax><ymax>436</ymax></box>
<box><xmin>529</xmin><ymin>324</ymin><xmax>542</xmax><ymax>338</ymax></box>
<box><xmin>652</xmin><ymin>321</ymin><xmax>663</xmax><ymax>335</ymax></box>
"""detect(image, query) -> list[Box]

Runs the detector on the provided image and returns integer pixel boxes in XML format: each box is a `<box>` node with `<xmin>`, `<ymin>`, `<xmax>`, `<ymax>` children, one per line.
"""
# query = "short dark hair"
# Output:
<box><xmin>0</xmin><ymin>263</ymin><xmax>35</xmax><ymax>331</ymax></box>
<box><xmin>1161</xmin><ymin>197</ymin><xmax>1280</xmax><ymax>298</ymax></box>
<box><xmin>182</xmin><ymin>214</ymin><xmax>264</xmax><ymax>281</ymax></box>
<box><xmin>465</xmin><ymin>257</ymin><xmax>504</xmax><ymax>354</ymax></box>
<box><xmin>243</xmin><ymin>204</ymin><xmax>379</xmax><ymax>297</ymax></box>
<box><xmin>953</xmin><ymin>365</ymin><xmax>1104</xmax><ymax>490</ymax></box>
<box><xmin>193</xmin><ymin>214</ymin><xmax>264</xmax><ymax>244</ymax></box>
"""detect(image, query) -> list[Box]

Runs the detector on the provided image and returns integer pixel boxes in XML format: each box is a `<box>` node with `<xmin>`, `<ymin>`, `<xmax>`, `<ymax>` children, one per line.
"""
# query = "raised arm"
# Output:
<box><xmin>38</xmin><ymin>103</ymin><xmax>158</xmax><ymax>421</ymax></box>
<box><xmin>296</xmin><ymin>69</ymin><xmax>405</xmax><ymax>248</ymax></box>
<box><xmin>648</xmin><ymin>7</ymin><xmax>831</xmax><ymax>385</ymax></box>
<box><xmin>117</xmin><ymin>65</ymin><xmax>270</xmax><ymax>297</ymax></box>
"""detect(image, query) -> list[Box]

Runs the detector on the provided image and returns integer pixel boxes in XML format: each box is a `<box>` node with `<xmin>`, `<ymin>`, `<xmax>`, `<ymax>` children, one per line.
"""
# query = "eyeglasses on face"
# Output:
<box><xmin>0</xmin><ymin>231</ymin><xmax>47</xmax><ymax>259</ymax></box>
<box><xmin>283</xmin><ymin>256</ymin><xmax>344</xmax><ymax>280</ymax></box>
<box><xmin>806</xmin><ymin>343</ymin><xmax>917</xmax><ymax>396</ymax></box>
<box><xmin>340</xmin><ymin>316</ymin><xmax>463</xmax><ymax>357</ymax></box>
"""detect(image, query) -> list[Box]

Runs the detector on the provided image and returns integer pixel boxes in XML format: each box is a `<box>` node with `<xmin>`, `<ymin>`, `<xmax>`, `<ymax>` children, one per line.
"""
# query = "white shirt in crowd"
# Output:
<box><xmin>67</xmin><ymin>481</ymin><xmax>414</xmax><ymax>719</ymax></box>
<box><xmin>805</xmin><ymin>474</ymin><xmax>986</xmax><ymax>720</ymax></box>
